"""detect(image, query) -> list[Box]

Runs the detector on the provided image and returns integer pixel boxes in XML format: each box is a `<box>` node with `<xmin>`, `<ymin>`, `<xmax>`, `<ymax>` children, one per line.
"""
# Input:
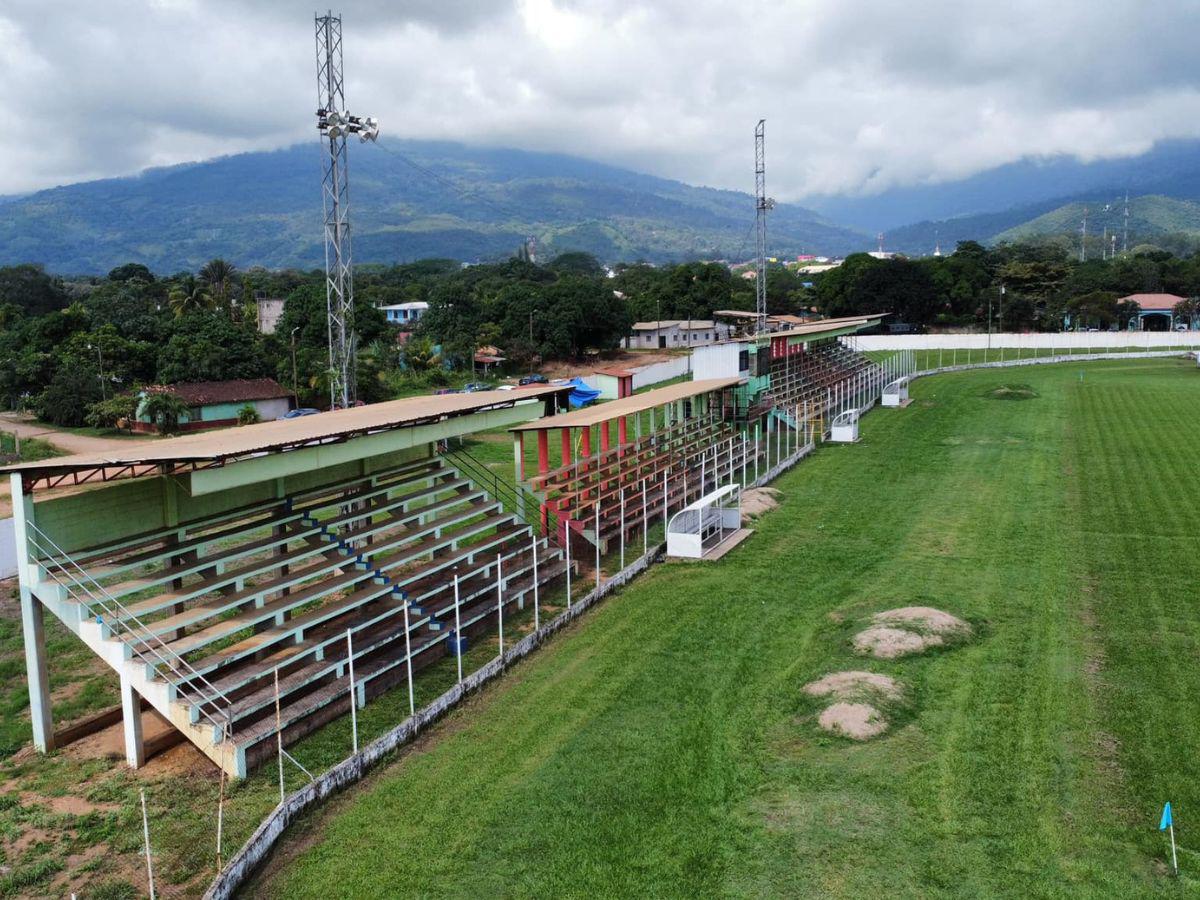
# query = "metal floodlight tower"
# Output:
<box><xmin>315</xmin><ymin>11</ymin><xmax>379</xmax><ymax>409</ymax></box>
<box><xmin>754</xmin><ymin>119</ymin><xmax>774</xmax><ymax>334</ymax></box>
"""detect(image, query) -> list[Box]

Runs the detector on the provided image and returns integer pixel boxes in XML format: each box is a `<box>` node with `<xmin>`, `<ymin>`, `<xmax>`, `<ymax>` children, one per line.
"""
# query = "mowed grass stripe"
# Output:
<box><xmin>259</xmin><ymin>359</ymin><xmax>1198</xmax><ymax>898</ymax></box>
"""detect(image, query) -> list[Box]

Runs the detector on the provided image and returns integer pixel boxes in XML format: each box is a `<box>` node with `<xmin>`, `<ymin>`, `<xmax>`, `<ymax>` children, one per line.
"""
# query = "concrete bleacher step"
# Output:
<box><xmin>40</xmin><ymin>449</ymin><xmax>578</xmax><ymax>777</ymax></box>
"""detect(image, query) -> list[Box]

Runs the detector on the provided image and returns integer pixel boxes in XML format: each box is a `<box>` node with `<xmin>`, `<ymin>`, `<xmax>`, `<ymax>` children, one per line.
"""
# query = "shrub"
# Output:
<box><xmin>142</xmin><ymin>391</ymin><xmax>188</xmax><ymax>434</ymax></box>
<box><xmin>236</xmin><ymin>403</ymin><xmax>260</xmax><ymax>425</ymax></box>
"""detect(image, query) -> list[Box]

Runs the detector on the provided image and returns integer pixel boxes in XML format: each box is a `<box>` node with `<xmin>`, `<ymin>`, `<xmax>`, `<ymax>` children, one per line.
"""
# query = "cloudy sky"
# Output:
<box><xmin>3</xmin><ymin>0</ymin><xmax>1200</xmax><ymax>199</ymax></box>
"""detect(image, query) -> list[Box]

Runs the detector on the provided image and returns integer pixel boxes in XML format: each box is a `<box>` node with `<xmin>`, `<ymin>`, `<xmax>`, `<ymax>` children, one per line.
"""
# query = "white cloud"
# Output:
<box><xmin>3</xmin><ymin>0</ymin><xmax>1200</xmax><ymax>199</ymax></box>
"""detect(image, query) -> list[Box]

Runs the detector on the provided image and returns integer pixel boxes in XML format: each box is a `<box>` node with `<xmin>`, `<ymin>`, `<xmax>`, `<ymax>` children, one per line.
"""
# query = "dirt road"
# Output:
<box><xmin>0</xmin><ymin>414</ymin><xmax>147</xmax><ymax>517</ymax></box>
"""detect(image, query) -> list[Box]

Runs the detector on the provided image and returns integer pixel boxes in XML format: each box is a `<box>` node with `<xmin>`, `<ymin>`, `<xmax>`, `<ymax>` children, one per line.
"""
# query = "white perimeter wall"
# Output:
<box><xmin>853</xmin><ymin>332</ymin><xmax>1200</xmax><ymax>351</ymax></box>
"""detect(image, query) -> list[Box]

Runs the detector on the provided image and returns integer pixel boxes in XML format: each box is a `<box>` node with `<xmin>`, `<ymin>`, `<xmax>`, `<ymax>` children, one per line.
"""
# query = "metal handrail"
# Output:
<box><xmin>442</xmin><ymin>444</ymin><xmax>565</xmax><ymax>547</ymax></box>
<box><xmin>26</xmin><ymin>522</ymin><xmax>235</xmax><ymax>738</ymax></box>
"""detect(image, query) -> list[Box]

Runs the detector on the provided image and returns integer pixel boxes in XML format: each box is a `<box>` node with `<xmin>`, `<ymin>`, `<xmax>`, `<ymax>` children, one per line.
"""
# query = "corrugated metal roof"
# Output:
<box><xmin>4</xmin><ymin>386</ymin><xmax>570</xmax><ymax>479</ymax></box>
<box><xmin>144</xmin><ymin>378</ymin><xmax>292</xmax><ymax>406</ymax></box>
<box><xmin>511</xmin><ymin>378</ymin><xmax>740</xmax><ymax>431</ymax></box>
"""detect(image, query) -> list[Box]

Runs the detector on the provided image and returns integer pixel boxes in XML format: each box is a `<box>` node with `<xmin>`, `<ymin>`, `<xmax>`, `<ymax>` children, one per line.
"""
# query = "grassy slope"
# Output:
<box><xmin>260</xmin><ymin>358</ymin><xmax>1200</xmax><ymax>898</ymax></box>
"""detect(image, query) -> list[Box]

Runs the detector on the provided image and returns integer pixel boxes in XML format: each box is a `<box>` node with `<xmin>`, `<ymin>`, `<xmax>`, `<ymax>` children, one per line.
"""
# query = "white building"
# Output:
<box><xmin>623</xmin><ymin>320</ymin><xmax>734</xmax><ymax>350</ymax></box>
<box><xmin>255</xmin><ymin>296</ymin><xmax>285</xmax><ymax>335</ymax></box>
<box><xmin>379</xmin><ymin>302</ymin><xmax>429</xmax><ymax>327</ymax></box>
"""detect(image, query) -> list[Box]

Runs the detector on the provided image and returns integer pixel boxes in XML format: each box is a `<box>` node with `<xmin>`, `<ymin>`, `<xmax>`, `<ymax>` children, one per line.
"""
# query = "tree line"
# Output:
<box><xmin>2</xmin><ymin>240</ymin><xmax>1198</xmax><ymax>427</ymax></box>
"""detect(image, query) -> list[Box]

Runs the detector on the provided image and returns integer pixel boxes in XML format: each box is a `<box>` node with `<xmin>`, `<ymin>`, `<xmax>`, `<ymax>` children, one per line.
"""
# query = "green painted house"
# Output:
<box><xmin>134</xmin><ymin>378</ymin><xmax>295</xmax><ymax>433</ymax></box>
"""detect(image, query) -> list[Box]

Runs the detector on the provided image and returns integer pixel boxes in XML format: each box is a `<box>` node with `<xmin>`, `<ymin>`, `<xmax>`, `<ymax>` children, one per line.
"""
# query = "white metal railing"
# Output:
<box><xmin>26</xmin><ymin>521</ymin><xmax>235</xmax><ymax>739</ymax></box>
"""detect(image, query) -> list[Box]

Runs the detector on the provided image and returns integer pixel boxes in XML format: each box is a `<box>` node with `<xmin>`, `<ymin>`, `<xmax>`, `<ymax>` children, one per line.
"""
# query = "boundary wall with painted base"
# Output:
<box><xmin>909</xmin><ymin>349</ymin><xmax>1191</xmax><ymax>379</ymax></box>
<box><xmin>855</xmin><ymin>332</ymin><xmax>1200</xmax><ymax>352</ymax></box>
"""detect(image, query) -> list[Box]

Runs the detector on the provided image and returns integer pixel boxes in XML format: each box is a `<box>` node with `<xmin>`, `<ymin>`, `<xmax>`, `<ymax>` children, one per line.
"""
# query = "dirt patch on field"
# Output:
<box><xmin>853</xmin><ymin>626</ymin><xmax>940</xmax><ymax>659</ymax></box>
<box><xmin>985</xmin><ymin>383</ymin><xmax>1037</xmax><ymax>401</ymax></box>
<box><xmin>818</xmin><ymin>702</ymin><xmax>888</xmax><ymax>740</ymax></box>
<box><xmin>853</xmin><ymin>606</ymin><xmax>972</xmax><ymax>658</ymax></box>
<box><xmin>741</xmin><ymin>487</ymin><xmax>780</xmax><ymax>518</ymax></box>
<box><xmin>536</xmin><ymin>350</ymin><xmax>685</xmax><ymax>381</ymax></box>
<box><xmin>873</xmin><ymin>606</ymin><xmax>971</xmax><ymax>636</ymax></box>
<box><xmin>803</xmin><ymin>671</ymin><xmax>903</xmax><ymax>702</ymax></box>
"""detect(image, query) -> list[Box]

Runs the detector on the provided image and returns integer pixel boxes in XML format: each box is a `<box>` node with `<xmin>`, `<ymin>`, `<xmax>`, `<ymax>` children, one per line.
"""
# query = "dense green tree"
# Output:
<box><xmin>168</xmin><ymin>276</ymin><xmax>214</xmax><ymax>317</ymax></box>
<box><xmin>36</xmin><ymin>366</ymin><xmax>102</xmax><ymax>426</ymax></box>
<box><xmin>0</xmin><ymin>264</ymin><xmax>68</xmax><ymax>316</ymax></box>
<box><xmin>156</xmin><ymin>314</ymin><xmax>270</xmax><ymax>384</ymax></box>
<box><xmin>107</xmin><ymin>263</ymin><xmax>155</xmax><ymax>283</ymax></box>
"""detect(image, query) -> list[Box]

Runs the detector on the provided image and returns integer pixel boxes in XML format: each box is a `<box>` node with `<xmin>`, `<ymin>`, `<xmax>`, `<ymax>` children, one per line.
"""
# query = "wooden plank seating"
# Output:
<box><xmin>33</xmin><ymin>449</ymin><xmax>571</xmax><ymax>776</ymax></box>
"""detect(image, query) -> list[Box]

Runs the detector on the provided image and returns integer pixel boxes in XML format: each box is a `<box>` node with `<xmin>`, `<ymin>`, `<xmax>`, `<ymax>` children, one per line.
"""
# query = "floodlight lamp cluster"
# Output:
<box><xmin>316</xmin><ymin>108</ymin><xmax>380</xmax><ymax>142</ymax></box>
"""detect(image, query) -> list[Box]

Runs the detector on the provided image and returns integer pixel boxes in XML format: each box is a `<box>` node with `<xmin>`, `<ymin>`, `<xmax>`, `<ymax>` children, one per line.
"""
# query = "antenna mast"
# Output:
<box><xmin>1080</xmin><ymin>207</ymin><xmax>1088</xmax><ymax>263</ymax></box>
<box><xmin>315</xmin><ymin>12</ymin><xmax>378</xmax><ymax>409</ymax></box>
<box><xmin>1123</xmin><ymin>189</ymin><xmax>1129</xmax><ymax>253</ymax></box>
<box><xmin>754</xmin><ymin>119</ymin><xmax>773</xmax><ymax>334</ymax></box>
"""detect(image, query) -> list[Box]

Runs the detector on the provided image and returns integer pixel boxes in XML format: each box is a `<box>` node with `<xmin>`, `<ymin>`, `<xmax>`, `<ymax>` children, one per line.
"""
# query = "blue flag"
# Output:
<box><xmin>1161</xmin><ymin>802</ymin><xmax>1173</xmax><ymax>831</ymax></box>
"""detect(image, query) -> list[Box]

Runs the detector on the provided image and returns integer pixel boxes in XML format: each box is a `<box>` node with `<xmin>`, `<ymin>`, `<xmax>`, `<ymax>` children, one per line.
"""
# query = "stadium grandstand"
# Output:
<box><xmin>9</xmin><ymin>315</ymin><xmax>890</xmax><ymax>781</ymax></box>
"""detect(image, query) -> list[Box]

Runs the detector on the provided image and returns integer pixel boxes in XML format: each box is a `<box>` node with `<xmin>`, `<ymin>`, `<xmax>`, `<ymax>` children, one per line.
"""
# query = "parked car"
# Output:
<box><xmin>518</xmin><ymin>373</ymin><xmax>549</xmax><ymax>386</ymax></box>
<box><xmin>461</xmin><ymin>382</ymin><xmax>492</xmax><ymax>392</ymax></box>
<box><xmin>276</xmin><ymin>408</ymin><xmax>320</xmax><ymax>420</ymax></box>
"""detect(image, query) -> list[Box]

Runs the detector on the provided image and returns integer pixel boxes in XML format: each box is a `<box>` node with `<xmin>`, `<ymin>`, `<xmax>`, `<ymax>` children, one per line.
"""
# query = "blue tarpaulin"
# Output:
<box><xmin>567</xmin><ymin>377</ymin><xmax>601</xmax><ymax>408</ymax></box>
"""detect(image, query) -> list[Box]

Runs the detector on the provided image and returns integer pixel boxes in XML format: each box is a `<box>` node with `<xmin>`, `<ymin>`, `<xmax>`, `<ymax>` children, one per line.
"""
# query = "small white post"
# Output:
<box><xmin>642</xmin><ymin>478</ymin><xmax>649</xmax><ymax>557</ymax></box>
<box><xmin>594</xmin><ymin>499</ymin><xmax>601</xmax><ymax>591</ymax></box>
<box><xmin>274</xmin><ymin>668</ymin><xmax>284</xmax><ymax>803</ymax></box>
<box><xmin>662</xmin><ymin>472</ymin><xmax>668</xmax><ymax>526</ymax></box>
<box><xmin>216</xmin><ymin>753</ymin><xmax>226</xmax><ymax>870</ymax></box>
<box><xmin>531</xmin><ymin>534</ymin><xmax>540</xmax><ymax>632</ymax></box>
<box><xmin>452</xmin><ymin>575</ymin><xmax>463</xmax><ymax>681</ymax></box>
<box><xmin>496</xmin><ymin>552</ymin><xmax>504</xmax><ymax>656</ymax></box>
<box><xmin>741</xmin><ymin>434</ymin><xmax>748</xmax><ymax>489</ymax></box>
<box><xmin>565</xmin><ymin>523</ymin><xmax>573</xmax><ymax>607</ymax></box>
<box><xmin>403</xmin><ymin>598</ymin><xmax>416</xmax><ymax>713</ymax></box>
<box><xmin>1171</xmin><ymin>820</ymin><xmax>1180</xmax><ymax>878</ymax></box>
<box><xmin>619</xmin><ymin>486</ymin><xmax>626</xmax><ymax>571</ymax></box>
<box><xmin>346</xmin><ymin>629</ymin><xmax>358</xmax><ymax>754</ymax></box>
<box><xmin>140</xmin><ymin>788</ymin><xmax>156</xmax><ymax>900</ymax></box>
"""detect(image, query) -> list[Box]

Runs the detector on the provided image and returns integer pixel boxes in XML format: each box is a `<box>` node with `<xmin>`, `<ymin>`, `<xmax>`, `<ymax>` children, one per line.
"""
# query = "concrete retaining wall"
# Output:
<box><xmin>630</xmin><ymin>356</ymin><xmax>690</xmax><ymax>390</ymax></box>
<box><xmin>0</xmin><ymin>518</ymin><xmax>14</xmax><ymax>580</ymax></box>
<box><xmin>204</xmin><ymin>544</ymin><xmax>664</xmax><ymax>900</ymax></box>
<box><xmin>910</xmin><ymin>349</ymin><xmax>1190</xmax><ymax>379</ymax></box>
<box><xmin>855</xmin><ymin>332</ymin><xmax>1200</xmax><ymax>352</ymax></box>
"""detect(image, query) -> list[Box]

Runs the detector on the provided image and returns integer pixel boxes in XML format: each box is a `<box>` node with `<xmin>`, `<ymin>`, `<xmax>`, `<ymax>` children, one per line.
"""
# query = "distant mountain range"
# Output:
<box><xmin>822</xmin><ymin>139</ymin><xmax>1200</xmax><ymax>255</ymax></box>
<box><xmin>9</xmin><ymin>136</ymin><xmax>1200</xmax><ymax>274</ymax></box>
<box><xmin>0</xmin><ymin>141</ymin><xmax>867</xmax><ymax>274</ymax></box>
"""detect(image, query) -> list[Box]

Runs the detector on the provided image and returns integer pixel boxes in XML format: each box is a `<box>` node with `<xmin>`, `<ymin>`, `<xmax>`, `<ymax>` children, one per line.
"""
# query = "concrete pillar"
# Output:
<box><xmin>20</xmin><ymin>588</ymin><xmax>54</xmax><ymax>752</ymax></box>
<box><xmin>536</xmin><ymin>430</ymin><xmax>549</xmax><ymax>475</ymax></box>
<box><xmin>120</xmin><ymin>673</ymin><xmax>145</xmax><ymax>768</ymax></box>
<box><xmin>514</xmin><ymin>433</ymin><xmax>526</xmax><ymax>482</ymax></box>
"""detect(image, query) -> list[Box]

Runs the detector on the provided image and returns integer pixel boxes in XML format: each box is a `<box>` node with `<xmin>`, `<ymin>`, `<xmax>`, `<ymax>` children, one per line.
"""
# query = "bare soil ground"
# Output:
<box><xmin>818</xmin><ymin>702</ymin><xmax>889</xmax><ymax>740</ymax></box>
<box><xmin>803</xmin><ymin>671</ymin><xmax>903</xmax><ymax>702</ymax></box>
<box><xmin>535</xmin><ymin>349</ymin><xmax>685</xmax><ymax>381</ymax></box>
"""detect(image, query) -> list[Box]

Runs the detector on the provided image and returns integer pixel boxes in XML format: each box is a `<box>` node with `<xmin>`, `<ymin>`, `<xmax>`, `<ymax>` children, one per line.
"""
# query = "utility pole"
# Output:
<box><xmin>1123</xmin><ymin>189</ymin><xmax>1130</xmax><ymax>254</ymax></box>
<box><xmin>754</xmin><ymin>119</ymin><xmax>774</xmax><ymax>335</ymax></box>
<box><xmin>315</xmin><ymin>12</ymin><xmax>378</xmax><ymax>409</ymax></box>
<box><xmin>1080</xmin><ymin>207</ymin><xmax>1088</xmax><ymax>263</ymax></box>
<box><xmin>290</xmin><ymin>327</ymin><xmax>300</xmax><ymax>399</ymax></box>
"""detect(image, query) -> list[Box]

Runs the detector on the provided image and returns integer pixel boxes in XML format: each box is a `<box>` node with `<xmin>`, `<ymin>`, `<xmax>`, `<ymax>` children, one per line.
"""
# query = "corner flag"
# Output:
<box><xmin>1161</xmin><ymin>802</ymin><xmax>1173</xmax><ymax>831</ymax></box>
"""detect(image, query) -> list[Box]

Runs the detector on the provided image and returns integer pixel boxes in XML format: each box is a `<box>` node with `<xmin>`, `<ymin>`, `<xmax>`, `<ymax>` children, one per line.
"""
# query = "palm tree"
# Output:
<box><xmin>167</xmin><ymin>276</ymin><xmax>213</xmax><ymax>318</ymax></box>
<box><xmin>199</xmin><ymin>258</ymin><xmax>237</xmax><ymax>303</ymax></box>
<box><xmin>141</xmin><ymin>391</ymin><xmax>189</xmax><ymax>434</ymax></box>
<box><xmin>199</xmin><ymin>258</ymin><xmax>238</xmax><ymax>321</ymax></box>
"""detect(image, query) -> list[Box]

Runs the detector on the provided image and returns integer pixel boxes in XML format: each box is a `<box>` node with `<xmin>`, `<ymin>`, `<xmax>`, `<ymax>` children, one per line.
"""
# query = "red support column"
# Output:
<box><xmin>581</xmin><ymin>425</ymin><xmax>592</xmax><ymax>458</ymax></box>
<box><xmin>617</xmin><ymin>415</ymin><xmax>628</xmax><ymax>452</ymax></box>
<box><xmin>537</xmin><ymin>430</ymin><xmax>550</xmax><ymax>475</ymax></box>
<box><xmin>561</xmin><ymin>428</ymin><xmax>572</xmax><ymax>466</ymax></box>
<box><xmin>600</xmin><ymin>420</ymin><xmax>611</xmax><ymax>453</ymax></box>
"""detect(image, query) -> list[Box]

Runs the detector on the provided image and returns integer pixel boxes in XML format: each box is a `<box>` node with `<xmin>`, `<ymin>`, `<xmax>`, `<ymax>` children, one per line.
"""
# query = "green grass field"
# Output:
<box><xmin>255</xmin><ymin>358</ymin><xmax>1200</xmax><ymax>898</ymax></box>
